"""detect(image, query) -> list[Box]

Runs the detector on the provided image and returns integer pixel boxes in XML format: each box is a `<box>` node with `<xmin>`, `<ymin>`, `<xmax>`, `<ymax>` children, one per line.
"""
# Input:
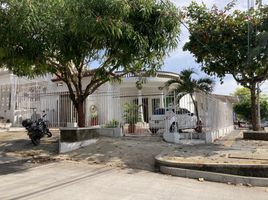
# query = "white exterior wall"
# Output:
<box><xmin>195</xmin><ymin>92</ymin><xmax>234</xmax><ymax>142</ymax></box>
<box><xmin>0</xmin><ymin>71</ymin><xmax>235</xmax><ymax>140</ymax></box>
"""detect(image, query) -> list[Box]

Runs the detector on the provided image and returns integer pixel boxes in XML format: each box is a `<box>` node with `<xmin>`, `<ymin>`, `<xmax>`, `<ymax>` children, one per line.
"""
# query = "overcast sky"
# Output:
<box><xmin>162</xmin><ymin>0</ymin><xmax>268</xmax><ymax>95</ymax></box>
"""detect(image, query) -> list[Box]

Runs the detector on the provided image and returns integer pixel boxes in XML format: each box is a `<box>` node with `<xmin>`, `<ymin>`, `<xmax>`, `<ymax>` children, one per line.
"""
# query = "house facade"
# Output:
<box><xmin>0</xmin><ymin>69</ymin><xmax>235</xmax><ymax>141</ymax></box>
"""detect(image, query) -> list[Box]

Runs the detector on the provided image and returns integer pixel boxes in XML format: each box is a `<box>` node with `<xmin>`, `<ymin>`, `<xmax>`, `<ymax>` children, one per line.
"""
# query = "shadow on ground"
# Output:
<box><xmin>0</xmin><ymin>131</ymin><xmax>59</xmax><ymax>175</ymax></box>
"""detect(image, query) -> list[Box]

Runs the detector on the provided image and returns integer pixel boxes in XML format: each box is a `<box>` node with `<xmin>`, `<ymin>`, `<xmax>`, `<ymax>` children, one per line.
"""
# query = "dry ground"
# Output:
<box><xmin>0</xmin><ymin>129</ymin><xmax>178</xmax><ymax>172</ymax></box>
<box><xmin>1</xmin><ymin>129</ymin><xmax>268</xmax><ymax>174</ymax></box>
<box><xmin>162</xmin><ymin>131</ymin><xmax>268</xmax><ymax>164</ymax></box>
<box><xmin>64</xmin><ymin>137</ymin><xmax>178</xmax><ymax>171</ymax></box>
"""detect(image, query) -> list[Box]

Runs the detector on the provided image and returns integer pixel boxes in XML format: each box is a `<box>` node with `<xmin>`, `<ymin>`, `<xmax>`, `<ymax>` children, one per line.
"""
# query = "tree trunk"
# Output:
<box><xmin>76</xmin><ymin>99</ymin><xmax>85</xmax><ymax>127</ymax></box>
<box><xmin>190</xmin><ymin>93</ymin><xmax>202</xmax><ymax>133</ymax></box>
<box><xmin>250</xmin><ymin>83</ymin><xmax>261</xmax><ymax>131</ymax></box>
<box><xmin>190</xmin><ymin>94</ymin><xmax>199</xmax><ymax>122</ymax></box>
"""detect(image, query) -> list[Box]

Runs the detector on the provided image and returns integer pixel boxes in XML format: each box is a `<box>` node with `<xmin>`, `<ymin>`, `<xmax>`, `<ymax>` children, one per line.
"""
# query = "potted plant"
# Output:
<box><xmin>105</xmin><ymin>119</ymin><xmax>119</xmax><ymax>128</ymax></box>
<box><xmin>123</xmin><ymin>103</ymin><xmax>140</xmax><ymax>133</ymax></box>
<box><xmin>90</xmin><ymin>112</ymin><xmax>98</xmax><ymax>126</ymax></box>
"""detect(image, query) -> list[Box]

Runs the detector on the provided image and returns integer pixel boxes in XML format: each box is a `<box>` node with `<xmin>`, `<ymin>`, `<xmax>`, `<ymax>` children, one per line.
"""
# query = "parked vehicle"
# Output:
<box><xmin>22</xmin><ymin>113</ymin><xmax>52</xmax><ymax>145</ymax></box>
<box><xmin>149</xmin><ymin>107</ymin><xmax>198</xmax><ymax>134</ymax></box>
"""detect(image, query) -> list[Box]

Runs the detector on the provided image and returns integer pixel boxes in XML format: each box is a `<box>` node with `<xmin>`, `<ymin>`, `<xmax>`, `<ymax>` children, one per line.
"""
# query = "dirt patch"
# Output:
<box><xmin>0</xmin><ymin>130</ymin><xmax>177</xmax><ymax>171</ymax></box>
<box><xmin>61</xmin><ymin>137</ymin><xmax>177</xmax><ymax>171</ymax></box>
<box><xmin>2</xmin><ymin>129</ymin><xmax>268</xmax><ymax>173</ymax></box>
<box><xmin>0</xmin><ymin>130</ymin><xmax>60</xmax><ymax>161</ymax></box>
<box><xmin>0</xmin><ymin>129</ymin><xmax>60</xmax><ymax>174</ymax></box>
<box><xmin>161</xmin><ymin>131</ymin><xmax>268</xmax><ymax>165</ymax></box>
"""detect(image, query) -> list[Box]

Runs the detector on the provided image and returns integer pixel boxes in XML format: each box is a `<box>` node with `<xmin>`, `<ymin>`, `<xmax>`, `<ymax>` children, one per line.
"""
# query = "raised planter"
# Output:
<box><xmin>98</xmin><ymin>127</ymin><xmax>123</xmax><ymax>137</ymax></box>
<box><xmin>155</xmin><ymin>155</ymin><xmax>268</xmax><ymax>178</ymax></box>
<box><xmin>59</xmin><ymin>127</ymin><xmax>100</xmax><ymax>153</ymax></box>
<box><xmin>243</xmin><ymin>131</ymin><xmax>268</xmax><ymax>141</ymax></box>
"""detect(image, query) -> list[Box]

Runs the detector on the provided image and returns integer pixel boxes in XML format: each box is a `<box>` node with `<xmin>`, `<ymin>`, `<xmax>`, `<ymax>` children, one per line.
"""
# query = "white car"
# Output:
<box><xmin>149</xmin><ymin>107</ymin><xmax>198</xmax><ymax>134</ymax></box>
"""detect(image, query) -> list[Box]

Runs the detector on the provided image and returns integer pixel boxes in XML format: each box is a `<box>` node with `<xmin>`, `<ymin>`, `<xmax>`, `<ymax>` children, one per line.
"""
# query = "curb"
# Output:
<box><xmin>155</xmin><ymin>154</ymin><xmax>268</xmax><ymax>170</ymax></box>
<box><xmin>160</xmin><ymin>166</ymin><xmax>268</xmax><ymax>187</ymax></box>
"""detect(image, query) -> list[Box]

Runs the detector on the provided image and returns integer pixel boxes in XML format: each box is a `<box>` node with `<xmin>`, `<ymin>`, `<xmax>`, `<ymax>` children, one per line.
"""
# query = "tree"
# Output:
<box><xmin>164</xmin><ymin>69</ymin><xmax>214</xmax><ymax>131</ymax></box>
<box><xmin>0</xmin><ymin>0</ymin><xmax>181</xmax><ymax>127</ymax></box>
<box><xmin>183</xmin><ymin>2</ymin><xmax>268</xmax><ymax>131</ymax></box>
<box><xmin>233</xmin><ymin>87</ymin><xmax>268</xmax><ymax>122</ymax></box>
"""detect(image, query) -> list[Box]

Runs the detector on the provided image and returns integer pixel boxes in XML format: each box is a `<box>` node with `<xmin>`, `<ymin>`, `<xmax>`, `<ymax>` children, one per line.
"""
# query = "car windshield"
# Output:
<box><xmin>153</xmin><ymin>108</ymin><xmax>192</xmax><ymax>115</ymax></box>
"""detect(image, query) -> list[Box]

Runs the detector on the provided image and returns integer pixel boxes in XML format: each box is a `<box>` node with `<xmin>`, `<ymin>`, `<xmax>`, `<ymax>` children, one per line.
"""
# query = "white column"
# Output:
<box><xmin>107</xmin><ymin>83</ymin><xmax>113</xmax><ymax>122</ymax></box>
<box><xmin>10</xmin><ymin>74</ymin><xmax>17</xmax><ymax>124</ymax></box>
<box><xmin>160</xmin><ymin>90</ymin><xmax>164</xmax><ymax>108</ymax></box>
<box><xmin>138</xmin><ymin>90</ymin><xmax>144</xmax><ymax>122</ymax></box>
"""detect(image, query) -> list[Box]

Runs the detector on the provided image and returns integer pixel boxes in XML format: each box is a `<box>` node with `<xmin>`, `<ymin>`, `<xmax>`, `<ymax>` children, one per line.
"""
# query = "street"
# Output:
<box><xmin>0</xmin><ymin>161</ymin><xmax>267</xmax><ymax>200</ymax></box>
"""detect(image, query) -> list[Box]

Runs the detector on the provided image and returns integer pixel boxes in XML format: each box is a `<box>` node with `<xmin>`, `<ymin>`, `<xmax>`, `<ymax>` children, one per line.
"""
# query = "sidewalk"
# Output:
<box><xmin>1</xmin><ymin>162</ymin><xmax>267</xmax><ymax>200</ymax></box>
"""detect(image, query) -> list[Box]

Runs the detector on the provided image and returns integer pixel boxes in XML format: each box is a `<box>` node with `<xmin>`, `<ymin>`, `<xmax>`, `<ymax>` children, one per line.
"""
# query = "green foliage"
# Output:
<box><xmin>164</xmin><ymin>69</ymin><xmax>214</xmax><ymax>123</ymax></box>
<box><xmin>1</xmin><ymin>0</ymin><xmax>181</xmax><ymax>78</ymax></box>
<box><xmin>91</xmin><ymin>112</ymin><xmax>98</xmax><ymax>119</ymax></box>
<box><xmin>183</xmin><ymin>2</ymin><xmax>268</xmax><ymax>130</ymax></box>
<box><xmin>0</xmin><ymin>0</ymin><xmax>181</xmax><ymax>127</ymax></box>
<box><xmin>233</xmin><ymin>87</ymin><xmax>268</xmax><ymax>121</ymax></box>
<box><xmin>184</xmin><ymin>2</ymin><xmax>268</xmax><ymax>84</ymax></box>
<box><xmin>123</xmin><ymin>103</ymin><xmax>140</xmax><ymax>125</ymax></box>
<box><xmin>165</xmin><ymin>69</ymin><xmax>214</xmax><ymax>99</ymax></box>
<box><xmin>105</xmin><ymin>119</ymin><xmax>119</xmax><ymax>128</ymax></box>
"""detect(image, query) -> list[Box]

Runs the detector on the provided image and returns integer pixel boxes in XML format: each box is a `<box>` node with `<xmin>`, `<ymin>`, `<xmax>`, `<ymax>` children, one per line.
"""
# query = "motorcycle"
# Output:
<box><xmin>22</xmin><ymin>113</ymin><xmax>52</xmax><ymax>146</ymax></box>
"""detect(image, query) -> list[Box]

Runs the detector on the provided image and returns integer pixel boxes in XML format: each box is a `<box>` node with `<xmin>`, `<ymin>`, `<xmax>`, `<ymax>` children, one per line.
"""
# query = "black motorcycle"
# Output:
<box><xmin>22</xmin><ymin>113</ymin><xmax>52</xmax><ymax>145</ymax></box>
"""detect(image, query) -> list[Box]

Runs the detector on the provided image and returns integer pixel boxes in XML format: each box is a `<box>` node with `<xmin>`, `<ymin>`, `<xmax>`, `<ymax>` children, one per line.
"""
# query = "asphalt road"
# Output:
<box><xmin>0</xmin><ymin>162</ymin><xmax>267</xmax><ymax>200</ymax></box>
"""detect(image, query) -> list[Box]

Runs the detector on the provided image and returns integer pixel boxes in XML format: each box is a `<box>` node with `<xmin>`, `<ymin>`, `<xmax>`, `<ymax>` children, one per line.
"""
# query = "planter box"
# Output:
<box><xmin>66</xmin><ymin>122</ymin><xmax>78</xmax><ymax>128</ymax></box>
<box><xmin>59</xmin><ymin>127</ymin><xmax>100</xmax><ymax>153</ymax></box>
<box><xmin>243</xmin><ymin>131</ymin><xmax>268</xmax><ymax>141</ymax></box>
<box><xmin>98</xmin><ymin>127</ymin><xmax>123</xmax><ymax>137</ymax></box>
<box><xmin>60</xmin><ymin>127</ymin><xmax>99</xmax><ymax>142</ymax></box>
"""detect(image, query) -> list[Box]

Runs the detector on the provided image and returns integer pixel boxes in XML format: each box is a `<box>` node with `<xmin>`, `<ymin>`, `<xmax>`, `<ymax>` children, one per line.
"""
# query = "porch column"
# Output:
<box><xmin>106</xmin><ymin>83</ymin><xmax>114</xmax><ymax>122</ymax></box>
<box><xmin>10</xmin><ymin>74</ymin><xmax>17</xmax><ymax>124</ymax></box>
<box><xmin>138</xmin><ymin>90</ymin><xmax>144</xmax><ymax>122</ymax></box>
<box><xmin>160</xmin><ymin>90</ymin><xmax>164</xmax><ymax>108</ymax></box>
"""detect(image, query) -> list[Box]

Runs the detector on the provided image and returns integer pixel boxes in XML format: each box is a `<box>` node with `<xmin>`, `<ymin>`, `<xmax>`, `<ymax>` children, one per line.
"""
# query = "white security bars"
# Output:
<box><xmin>2</xmin><ymin>81</ymin><xmax>234</xmax><ymax>141</ymax></box>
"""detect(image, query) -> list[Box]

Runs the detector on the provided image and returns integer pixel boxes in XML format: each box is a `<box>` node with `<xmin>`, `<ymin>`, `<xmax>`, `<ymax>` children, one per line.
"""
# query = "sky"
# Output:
<box><xmin>162</xmin><ymin>0</ymin><xmax>268</xmax><ymax>95</ymax></box>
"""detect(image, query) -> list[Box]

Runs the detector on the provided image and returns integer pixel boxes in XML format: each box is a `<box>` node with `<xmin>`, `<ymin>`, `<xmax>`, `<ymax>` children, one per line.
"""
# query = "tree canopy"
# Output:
<box><xmin>183</xmin><ymin>2</ymin><xmax>268</xmax><ymax>130</ymax></box>
<box><xmin>0</xmin><ymin>0</ymin><xmax>181</xmax><ymax>127</ymax></box>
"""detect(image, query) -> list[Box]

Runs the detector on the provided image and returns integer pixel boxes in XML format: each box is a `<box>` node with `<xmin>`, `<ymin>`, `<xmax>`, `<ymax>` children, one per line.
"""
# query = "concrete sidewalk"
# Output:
<box><xmin>0</xmin><ymin>162</ymin><xmax>267</xmax><ymax>200</ymax></box>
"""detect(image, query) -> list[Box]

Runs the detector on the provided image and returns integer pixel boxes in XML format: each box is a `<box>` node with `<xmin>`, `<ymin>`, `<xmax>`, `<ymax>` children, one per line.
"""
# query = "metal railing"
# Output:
<box><xmin>7</xmin><ymin>81</ymin><xmax>234</xmax><ymax>139</ymax></box>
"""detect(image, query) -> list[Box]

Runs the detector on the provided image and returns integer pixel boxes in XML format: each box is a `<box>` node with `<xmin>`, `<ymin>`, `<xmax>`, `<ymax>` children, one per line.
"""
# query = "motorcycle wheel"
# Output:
<box><xmin>31</xmin><ymin>135</ymin><xmax>40</xmax><ymax>146</ymax></box>
<box><xmin>46</xmin><ymin>131</ymin><xmax>52</xmax><ymax>138</ymax></box>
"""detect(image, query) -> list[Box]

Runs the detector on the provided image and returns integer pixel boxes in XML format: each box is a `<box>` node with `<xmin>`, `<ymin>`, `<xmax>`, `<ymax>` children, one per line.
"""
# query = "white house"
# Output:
<box><xmin>0</xmin><ymin>69</ymin><xmax>235</xmax><ymax>140</ymax></box>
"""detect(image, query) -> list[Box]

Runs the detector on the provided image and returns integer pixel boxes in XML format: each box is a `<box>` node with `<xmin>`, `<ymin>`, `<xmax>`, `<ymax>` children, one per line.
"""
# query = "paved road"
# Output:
<box><xmin>0</xmin><ymin>162</ymin><xmax>267</xmax><ymax>200</ymax></box>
